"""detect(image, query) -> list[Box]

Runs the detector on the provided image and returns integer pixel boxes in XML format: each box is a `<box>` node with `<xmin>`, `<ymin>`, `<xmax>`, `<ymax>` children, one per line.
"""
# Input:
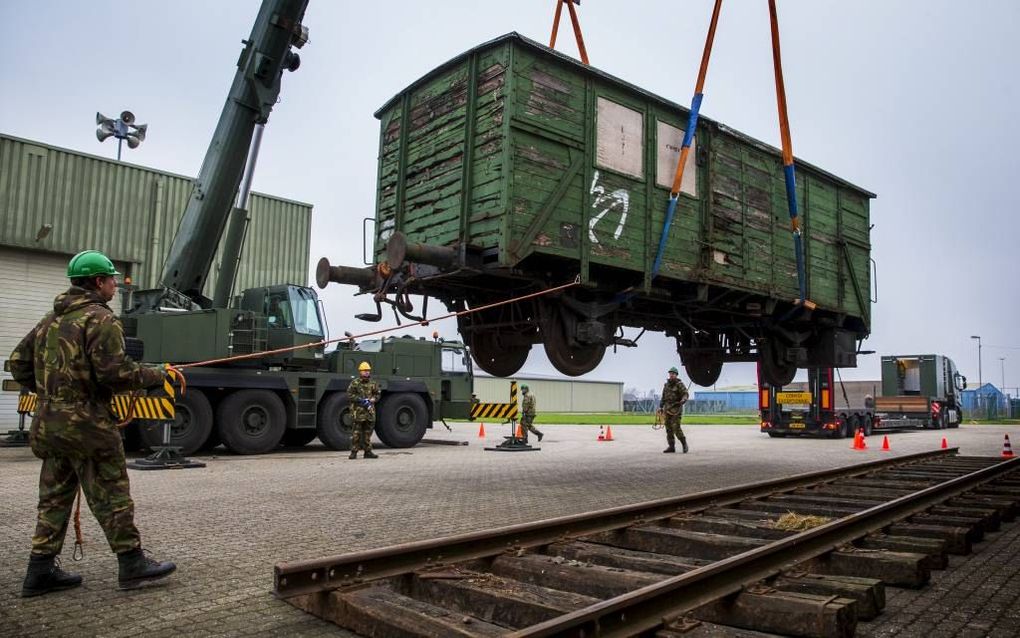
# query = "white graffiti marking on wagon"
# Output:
<box><xmin>588</xmin><ymin>170</ymin><xmax>630</xmax><ymax>245</ymax></box>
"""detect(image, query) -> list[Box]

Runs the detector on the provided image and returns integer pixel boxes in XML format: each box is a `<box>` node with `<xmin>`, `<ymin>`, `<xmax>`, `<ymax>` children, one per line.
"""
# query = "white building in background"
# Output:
<box><xmin>473</xmin><ymin>374</ymin><xmax>623</xmax><ymax>413</ymax></box>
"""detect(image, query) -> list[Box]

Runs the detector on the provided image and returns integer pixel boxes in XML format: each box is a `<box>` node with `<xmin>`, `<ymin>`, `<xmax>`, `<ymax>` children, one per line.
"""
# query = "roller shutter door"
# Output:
<box><xmin>0</xmin><ymin>248</ymin><xmax>127</xmax><ymax>429</ymax></box>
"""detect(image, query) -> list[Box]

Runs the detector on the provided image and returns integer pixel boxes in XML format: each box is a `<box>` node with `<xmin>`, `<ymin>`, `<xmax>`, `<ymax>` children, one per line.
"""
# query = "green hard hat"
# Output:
<box><xmin>668</xmin><ymin>366</ymin><xmax>679</xmax><ymax>374</ymax></box>
<box><xmin>520</xmin><ymin>383</ymin><xmax>528</xmax><ymax>390</ymax></box>
<box><xmin>67</xmin><ymin>250</ymin><xmax>120</xmax><ymax>278</ymax></box>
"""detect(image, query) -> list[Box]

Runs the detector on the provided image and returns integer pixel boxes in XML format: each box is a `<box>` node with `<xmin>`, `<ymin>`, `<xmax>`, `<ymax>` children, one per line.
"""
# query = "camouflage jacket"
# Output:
<box><xmin>660</xmin><ymin>379</ymin><xmax>689</xmax><ymax>416</ymax></box>
<box><xmin>347</xmin><ymin>376</ymin><xmax>381</xmax><ymax>423</ymax></box>
<box><xmin>522</xmin><ymin>393</ymin><xmax>536</xmax><ymax>416</ymax></box>
<box><xmin>9</xmin><ymin>287</ymin><xmax>164</xmax><ymax>442</ymax></box>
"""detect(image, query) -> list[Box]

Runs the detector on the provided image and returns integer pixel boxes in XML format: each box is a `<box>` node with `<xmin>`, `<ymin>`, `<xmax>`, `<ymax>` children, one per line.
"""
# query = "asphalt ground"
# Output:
<box><xmin>1</xmin><ymin>422</ymin><xmax>1018</xmax><ymax>637</ymax></box>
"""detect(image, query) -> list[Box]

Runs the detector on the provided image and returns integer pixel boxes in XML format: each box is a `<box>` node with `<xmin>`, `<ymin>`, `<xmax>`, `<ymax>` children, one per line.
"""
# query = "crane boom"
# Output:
<box><xmin>134</xmin><ymin>0</ymin><xmax>309</xmax><ymax>312</ymax></box>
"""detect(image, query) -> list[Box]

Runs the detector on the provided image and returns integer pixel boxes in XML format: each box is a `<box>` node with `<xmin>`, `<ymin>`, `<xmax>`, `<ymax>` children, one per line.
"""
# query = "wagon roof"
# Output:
<box><xmin>375</xmin><ymin>32</ymin><xmax>876</xmax><ymax>199</ymax></box>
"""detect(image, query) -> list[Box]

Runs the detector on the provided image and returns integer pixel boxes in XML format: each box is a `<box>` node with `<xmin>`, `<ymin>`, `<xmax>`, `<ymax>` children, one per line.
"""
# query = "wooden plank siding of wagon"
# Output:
<box><xmin>372</xmin><ymin>33</ymin><xmax>872</xmax><ymax>317</ymax></box>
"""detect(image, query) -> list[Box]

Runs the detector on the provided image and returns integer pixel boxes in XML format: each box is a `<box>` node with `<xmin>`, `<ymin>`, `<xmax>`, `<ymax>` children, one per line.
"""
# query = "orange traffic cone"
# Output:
<box><xmin>478</xmin><ymin>422</ymin><xmax>486</xmax><ymax>438</ymax></box>
<box><xmin>941</xmin><ymin>437</ymin><xmax>948</xmax><ymax>449</ymax></box>
<box><xmin>597</xmin><ymin>425</ymin><xmax>605</xmax><ymax>441</ymax></box>
<box><xmin>851</xmin><ymin>428</ymin><xmax>865</xmax><ymax>450</ymax></box>
<box><xmin>1002</xmin><ymin>434</ymin><xmax>1015</xmax><ymax>458</ymax></box>
<box><xmin>859</xmin><ymin>429</ymin><xmax>867</xmax><ymax>450</ymax></box>
<box><xmin>604</xmin><ymin>425</ymin><xmax>614</xmax><ymax>441</ymax></box>
<box><xmin>516</xmin><ymin>423</ymin><xmax>524</xmax><ymax>439</ymax></box>
<box><xmin>881</xmin><ymin>435</ymin><xmax>890</xmax><ymax>452</ymax></box>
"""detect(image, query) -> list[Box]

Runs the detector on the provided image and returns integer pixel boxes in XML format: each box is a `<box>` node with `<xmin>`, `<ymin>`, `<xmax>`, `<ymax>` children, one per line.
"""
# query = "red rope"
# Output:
<box><xmin>175</xmin><ymin>277</ymin><xmax>580</xmax><ymax>370</ymax></box>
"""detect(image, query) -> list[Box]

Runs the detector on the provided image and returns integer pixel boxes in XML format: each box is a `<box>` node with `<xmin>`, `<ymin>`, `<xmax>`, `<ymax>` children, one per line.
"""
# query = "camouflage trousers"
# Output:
<box><xmin>351</xmin><ymin>420</ymin><xmax>374</xmax><ymax>452</ymax></box>
<box><xmin>30</xmin><ymin>440</ymin><xmax>140</xmax><ymax>556</ymax></box>
<box><xmin>520</xmin><ymin>414</ymin><xmax>542</xmax><ymax>438</ymax></box>
<box><xmin>664</xmin><ymin>412</ymin><xmax>686</xmax><ymax>448</ymax></box>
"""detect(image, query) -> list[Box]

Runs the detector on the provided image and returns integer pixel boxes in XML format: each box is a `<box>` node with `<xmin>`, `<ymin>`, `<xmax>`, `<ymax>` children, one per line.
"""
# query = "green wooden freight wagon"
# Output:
<box><xmin>320</xmin><ymin>33</ymin><xmax>874</xmax><ymax>385</ymax></box>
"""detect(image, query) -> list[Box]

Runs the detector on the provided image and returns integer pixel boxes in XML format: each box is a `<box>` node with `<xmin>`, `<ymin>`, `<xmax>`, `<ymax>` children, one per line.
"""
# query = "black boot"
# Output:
<box><xmin>537</xmin><ymin>431</ymin><xmax>544</xmax><ymax>442</ymax></box>
<box><xmin>363</xmin><ymin>450</ymin><xmax>379</xmax><ymax>459</ymax></box>
<box><xmin>349</xmin><ymin>450</ymin><xmax>358</xmax><ymax>459</ymax></box>
<box><xmin>118</xmin><ymin>548</ymin><xmax>176</xmax><ymax>590</ymax></box>
<box><xmin>681</xmin><ymin>438</ymin><xmax>689</xmax><ymax>454</ymax></box>
<box><xmin>21</xmin><ymin>554</ymin><xmax>83</xmax><ymax>598</ymax></box>
<box><xmin>663</xmin><ymin>446</ymin><xmax>676</xmax><ymax>453</ymax></box>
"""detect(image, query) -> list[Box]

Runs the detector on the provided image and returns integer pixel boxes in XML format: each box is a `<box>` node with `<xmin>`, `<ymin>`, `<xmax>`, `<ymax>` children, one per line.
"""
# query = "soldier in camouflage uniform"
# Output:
<box><xmin>519</xmin><ymin>384</ymin><xmax>543</xmax><ymax>443</ymax></box>
<box><xmin>659</xmin><ymin>366</ymin><xmax>690</xmax><ymax>453</ymax></box>
<box><xmin>347</xmin><ymin>361</ymin><xmax>381</xmax><ymax>459</ymax></box>
<box><xmin>9</xmin><ymin>250</ymin><xmax>177</xmax><ymax>597</ymax></box>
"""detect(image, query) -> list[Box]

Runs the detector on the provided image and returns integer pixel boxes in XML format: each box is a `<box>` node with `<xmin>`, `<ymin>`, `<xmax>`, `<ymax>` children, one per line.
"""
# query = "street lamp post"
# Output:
<box><xmin>971</xmin><ymin>335</ymin><xmax>982</xmax><ymax>417</ymax></box>
<box><xmin>1001</xmin><ymin>357</ymin><xmax>1007</xmax><ymax>416</ymax></box>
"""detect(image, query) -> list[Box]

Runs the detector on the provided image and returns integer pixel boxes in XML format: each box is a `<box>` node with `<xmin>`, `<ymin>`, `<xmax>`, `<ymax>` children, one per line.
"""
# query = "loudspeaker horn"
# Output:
<box><xmin>120</xmin><ymin>110</ymin><xmax>135</xmax><ymax>124</ymax></box>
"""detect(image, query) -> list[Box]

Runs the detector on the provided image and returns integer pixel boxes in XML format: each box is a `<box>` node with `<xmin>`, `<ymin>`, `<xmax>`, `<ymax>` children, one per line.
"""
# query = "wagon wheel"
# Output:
<box><xmin>759</xmin><ymin>338</ymin><xmax>797</xmax><ymax>386</ymax></box>
<box><xmin>470</xmin><ymin>330</ymin><xmax>531</xmax><ymax>378</ymax></box>
<box><xmin>681</xmin><ymin>349</ymin><xmax>724</xmax><ymax>387</ymax></box>
<box><xmin>541</xmin><ymin>306</ymin><xmax>605</xmax><ymax>377</ymax></box>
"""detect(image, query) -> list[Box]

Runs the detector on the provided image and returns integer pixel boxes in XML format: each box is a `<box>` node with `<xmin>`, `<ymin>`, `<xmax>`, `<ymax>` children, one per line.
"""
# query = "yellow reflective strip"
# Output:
<box><xmin>137</xmin><ymin>399</ymin><xmax>151</xmax><ymax>420</ymax></box>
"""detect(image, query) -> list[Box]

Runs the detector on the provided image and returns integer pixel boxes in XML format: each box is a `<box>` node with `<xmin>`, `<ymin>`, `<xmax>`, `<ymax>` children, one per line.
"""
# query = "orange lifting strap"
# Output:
<box><xmin>549</xmin><ymin>0</ymin><xmax>589</xmax><ymax>64</ymax></box>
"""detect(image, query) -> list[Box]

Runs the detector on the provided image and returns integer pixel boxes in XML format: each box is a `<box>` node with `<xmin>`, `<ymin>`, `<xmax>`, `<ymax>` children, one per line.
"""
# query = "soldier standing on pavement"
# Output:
<box><xmin>9</xmin><ymin>250</ymin><xmax>177</xmax><ymax>597</ymax></box>
<box><xmin>347</xmin><ymin>361</ymin><xmax>381</xmax><ymax>459</ymax></box>
<box><xmin>659</xmin><ymin>366</ymin><xmax>690</xmax><ymax>453</ymax></box>
<box><xmin>520</xmin><ymin>384</ymin><xmax>543</xmax><ymax>443</ymax></box>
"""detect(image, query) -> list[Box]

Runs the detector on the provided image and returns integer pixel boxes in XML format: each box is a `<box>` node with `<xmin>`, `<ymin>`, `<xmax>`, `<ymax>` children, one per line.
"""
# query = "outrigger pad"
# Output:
<box><xmin>127</xmin><ymin>446</ymin><xmax>206</xmax><ymax>470</ymax></box>
<box><xmin>484</xmin><ymin>436</ymin><xmax>540</xmax><ymax>452</ymax></box>
<box><xmin>0</xmin><ymin>429</ymin><xmax>29</xmax><ymax>447</ymax></box>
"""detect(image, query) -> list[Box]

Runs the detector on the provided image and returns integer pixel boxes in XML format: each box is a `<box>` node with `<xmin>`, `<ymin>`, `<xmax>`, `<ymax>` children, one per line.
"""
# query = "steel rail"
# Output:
<box><xmin>512</xmin><ymin>455</ymin><xmax>1020</xmax><ymax>637</ymax></box>
<box><xmin>273</xmin><ymin>448</ymin><xmax>955</xmax><ymax>598</ymax></box>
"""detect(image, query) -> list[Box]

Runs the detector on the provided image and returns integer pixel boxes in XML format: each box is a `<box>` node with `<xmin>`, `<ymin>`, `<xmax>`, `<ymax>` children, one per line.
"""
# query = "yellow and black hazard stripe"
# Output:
<box><xmin>15</xmin><ymin>392</ymin><xmax>174</xmax><ymax>420</ymax></box>
<box><xmin>470</xmin><ymin>381</ymin><xmax>520</xmax><ymax>421</ymax></box>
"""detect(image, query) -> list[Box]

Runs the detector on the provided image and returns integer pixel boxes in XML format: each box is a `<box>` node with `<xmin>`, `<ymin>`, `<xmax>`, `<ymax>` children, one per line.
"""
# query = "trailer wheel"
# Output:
<box><xmin>834</xmin><ymin>415</ymin><xmax>849</xmax><ymax>439</ymax></box>
<box><xmin>862</xmin><ymin>414</ymin><xmax>874</xmax><ymax>436</ymax></box>
<box><xmin>377</xmin><ymin>393</ymin><xmax>429</xmax><ymax>448</ymax></box>
<box><xmin>139</xmin><ymin>387</ymin><xmax>213</xmax><ymax>456</ymax></box>
<box><xmin>281</xmin><ymin>428</ymin><xmax>318</xmax><ymax>447</ymax></box>
<box><xmin>216</xmin><ymin>389</ymin><xmax>286</xmax><ymax>455</ymax></box>
<box><xmin>316</xmin><ymin>392</ymin><xmax>353</xmax><ymax>451</ymax></box>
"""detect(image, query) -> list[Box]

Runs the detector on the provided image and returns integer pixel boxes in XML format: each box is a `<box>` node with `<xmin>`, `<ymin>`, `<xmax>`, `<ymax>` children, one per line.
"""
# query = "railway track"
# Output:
<box><xmin>274</xmin><ymin>450</ymin><xmax>1020</xmax><ymax>637</ymax></box>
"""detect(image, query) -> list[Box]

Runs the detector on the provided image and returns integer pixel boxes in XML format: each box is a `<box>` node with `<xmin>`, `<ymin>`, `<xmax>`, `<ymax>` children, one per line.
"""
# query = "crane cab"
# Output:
<box><xmin>239</xmin><ymin>284</ymin><xmax>326</xmax><ymax>369</ymax></box>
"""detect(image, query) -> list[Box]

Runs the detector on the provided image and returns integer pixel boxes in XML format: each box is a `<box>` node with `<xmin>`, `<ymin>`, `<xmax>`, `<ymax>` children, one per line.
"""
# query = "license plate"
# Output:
<box><xmin>789</xmin><ymin>423</ymin><xmax>806</xmax><ymax>429</ymax></box>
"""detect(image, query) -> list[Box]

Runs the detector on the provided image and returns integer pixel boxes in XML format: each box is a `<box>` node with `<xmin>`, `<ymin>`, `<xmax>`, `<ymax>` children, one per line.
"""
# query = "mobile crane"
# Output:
<box><xmin>111</xmin><ymin>0</ymin><xmax>475</xmax><ymax>455</ymax></box>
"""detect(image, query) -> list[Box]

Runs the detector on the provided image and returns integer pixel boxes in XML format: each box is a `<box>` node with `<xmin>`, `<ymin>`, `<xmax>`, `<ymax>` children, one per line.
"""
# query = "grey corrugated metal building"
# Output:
<box><xmin>474</xmin><ymin>374</ymin><xmax>623</xmax><ymax>412</ymax></box>
<box><xmin>0</xmin><ymin>133</ymin><xmax>312</xmax><ymax>427</ymax></box>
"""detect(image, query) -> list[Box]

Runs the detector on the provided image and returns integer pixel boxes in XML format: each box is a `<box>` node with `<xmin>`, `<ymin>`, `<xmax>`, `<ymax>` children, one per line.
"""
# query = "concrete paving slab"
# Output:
<box><xmin>1</xmin><ymin>422</ymin><xmax>1017</xmax><ymax>636</ymax></box>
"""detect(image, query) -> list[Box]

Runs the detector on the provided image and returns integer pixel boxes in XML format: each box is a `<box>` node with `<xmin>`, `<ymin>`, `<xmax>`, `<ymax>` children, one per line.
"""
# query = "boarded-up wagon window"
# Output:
<box><xmin>656</xmin><ymin>120</ymin><xmax>697</xmax><ymax>196</ymax></box>
<box><xmin>596</xmin><ymin>97</ymin><xmax>644</xmax><ymax>179</ymax></box>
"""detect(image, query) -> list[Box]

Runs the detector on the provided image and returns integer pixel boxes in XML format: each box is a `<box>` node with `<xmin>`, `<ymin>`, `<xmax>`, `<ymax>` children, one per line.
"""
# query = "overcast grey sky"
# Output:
<box><xmin>2</xmin><ymin>1</ymin><xmax>1017</xmax><ymax>394</ymax></box>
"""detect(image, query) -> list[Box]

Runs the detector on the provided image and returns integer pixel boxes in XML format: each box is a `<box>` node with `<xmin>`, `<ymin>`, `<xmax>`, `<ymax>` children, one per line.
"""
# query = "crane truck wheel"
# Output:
<box><xmin>315</xmin><ymin>392</ymin><xmax>353</xmax><ymax>451</ymax></box>
<box><xmin>376</xmin><ymin>393</ymin><xmax>429</xmax><ymax>448</ymax></box>
<box><xmin>139</xmin><ymin>388</ymin><xmax>213</xmax><ymax>456</ymax></box>
<box><xmin>216</xmin><ymin>390</ymin><xmax>287</xmax><ymax>455</ymax></box>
